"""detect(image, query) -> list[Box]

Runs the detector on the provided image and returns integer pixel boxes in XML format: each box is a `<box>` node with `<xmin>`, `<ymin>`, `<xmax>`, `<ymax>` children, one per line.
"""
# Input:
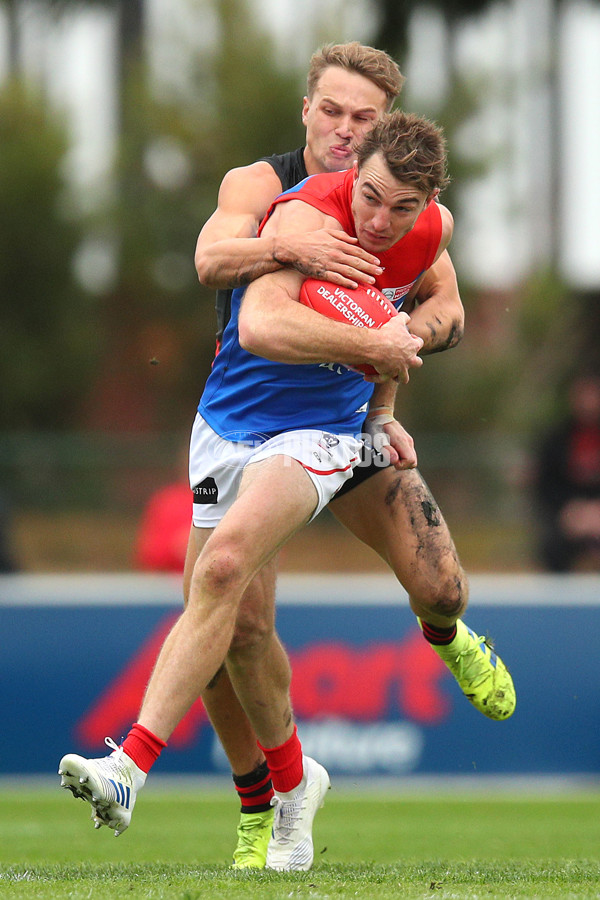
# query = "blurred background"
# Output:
<box><xmin>1</xmin><ymin>0</ymin><xmax>600</xmax><ymax>576</ymax></box>
<box><xmin>2</xmin><ymin>0</ymin><xmax>600</xmax><ymax>785</ymax></box>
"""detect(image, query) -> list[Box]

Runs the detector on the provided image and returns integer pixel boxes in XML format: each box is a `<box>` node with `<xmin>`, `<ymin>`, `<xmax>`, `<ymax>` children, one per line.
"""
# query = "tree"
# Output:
<box><xmin>0</xmin><ymin>81</ymin><xmax>97</xmax><ymax>429</ymax></box>
<box><xmin>1</xmin><ymin>0</ymin><xmax>144</xmax><ymax>121</ymax></box>
<box><xmin>79</xmin><ymin>0</ymin><xmax>304</xmax><ymax>432</ymax></box>
<box><xmin>371</xmin><ymin>0</ymin><xmax>497</xmax><ymax>59</ymax></box>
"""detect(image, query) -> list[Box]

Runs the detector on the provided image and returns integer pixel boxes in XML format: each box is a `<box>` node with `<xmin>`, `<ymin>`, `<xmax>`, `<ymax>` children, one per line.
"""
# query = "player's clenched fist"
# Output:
<box><xmin>368</xmin><ymin>313</ymin><xmax>424</xmax><ymax>383</ymax></box>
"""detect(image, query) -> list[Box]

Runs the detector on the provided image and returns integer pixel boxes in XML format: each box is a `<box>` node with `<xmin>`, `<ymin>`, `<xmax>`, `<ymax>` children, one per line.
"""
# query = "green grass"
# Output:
<box><xmin>1</xmin><ymin>787</ymin><xmax>599</xmax><ymax>898</ymax></box>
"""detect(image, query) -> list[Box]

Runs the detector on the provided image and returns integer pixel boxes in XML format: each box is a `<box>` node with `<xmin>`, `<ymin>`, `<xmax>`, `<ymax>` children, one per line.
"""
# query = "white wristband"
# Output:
<box><xmin>366</xmin><ymin>412</ymin><xmax>395</xmax><ymax>427</ymax></box>
<box><xmin>364</xmin><ymin>413</ymin><xmax>395</xmax><ymax>457</ymax></box>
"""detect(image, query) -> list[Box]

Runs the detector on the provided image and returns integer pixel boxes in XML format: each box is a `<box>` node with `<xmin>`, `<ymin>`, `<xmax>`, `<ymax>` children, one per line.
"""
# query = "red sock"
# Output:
<box><xmin>258</xmin><ymin>725</ymin><xmax>304</xmax><ymax>794</ymax></box>
<box><xmin>121</xmin><ymin>723</ymin><xmax>167</xmax><ymax>774</ymax></box>
<box><xmin>233</xmin><ymin>760</ymin><xmax>274</xmax><ymax>813</ymax></box>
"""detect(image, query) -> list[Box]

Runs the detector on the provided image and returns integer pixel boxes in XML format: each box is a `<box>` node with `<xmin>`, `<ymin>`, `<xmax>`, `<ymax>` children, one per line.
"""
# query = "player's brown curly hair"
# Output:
<box><xmin>307</xmin><ymin>42</ymin><xmax>404</xmax><ymax>111</ymax></box>
<box><xmin>356</xmin><ymin>110</ymin><xmax>450</xmax><ymax>196</ymax></box>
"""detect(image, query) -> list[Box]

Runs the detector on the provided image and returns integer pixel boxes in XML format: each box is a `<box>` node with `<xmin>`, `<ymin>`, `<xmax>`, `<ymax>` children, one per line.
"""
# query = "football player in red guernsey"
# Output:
<box><xmin>58</xmin><ymin>104</ymin><xmax>516</xmax><ymax>871</ymax></box>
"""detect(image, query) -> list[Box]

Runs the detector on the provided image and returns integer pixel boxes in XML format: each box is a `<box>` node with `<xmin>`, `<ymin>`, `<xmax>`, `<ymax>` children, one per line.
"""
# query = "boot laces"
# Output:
<box><xmin>100</xmin><ymin>736</ymin><xmax>126</xmax><ymax>777</ymax></box>
<box><xmin>271</xmin><ymin>794</ymin><xmax>306</xmax><ymax>844</ymax></box>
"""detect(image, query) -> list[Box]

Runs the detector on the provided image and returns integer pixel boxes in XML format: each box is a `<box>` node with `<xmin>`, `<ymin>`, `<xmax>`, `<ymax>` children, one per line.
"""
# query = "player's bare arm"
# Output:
<box><xmin>401</xmin><ymin>206</ymin><xmax>464</xmax><ymax>354</ymax></box>
<box><xmin>239</xmin><ymin>200</ymin><xmax>423</xmax><ymax>381</ymax></box>
<box><xmin>279</xmin><ymin>227</ymin><xmax>383</xmax><ymax>289</ymax></box>
<box><xmin>408</xmin><ymin>250</ymin><xmax>464</xmax><ymax>353</ymax></box>
<box><xmin>368</xmin><ymin>378</ymin><xmax>397</xmax><ymax>416</ymax></box>
<box><xmin>194</xmin><ymin>161</ymin><xmax>383</xmax><ymax>290</ymax></box>
<box><xmin>364</xmin><ymin>380</ymin><xmax>417</xmax><ymax>470</ymax></box>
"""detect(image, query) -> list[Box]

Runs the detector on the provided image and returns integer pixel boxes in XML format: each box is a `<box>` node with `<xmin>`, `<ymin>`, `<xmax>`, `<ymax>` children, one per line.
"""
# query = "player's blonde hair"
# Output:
<box><xmin>356</xmin><ymin>110</ymin><xmax>450</xmax><ymax>196</ymax></box>
<box><xmin>307</xmin><ymin>42</ymin><xmax>404</xmax><ymax>112</ymax></box>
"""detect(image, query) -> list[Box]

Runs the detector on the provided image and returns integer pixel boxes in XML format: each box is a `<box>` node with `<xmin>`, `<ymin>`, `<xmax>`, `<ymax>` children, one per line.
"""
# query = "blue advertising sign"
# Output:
<box><xmin>1</xmin><ymin>573</ymin><xmax>599</xmax><ymax>777</ymax></box>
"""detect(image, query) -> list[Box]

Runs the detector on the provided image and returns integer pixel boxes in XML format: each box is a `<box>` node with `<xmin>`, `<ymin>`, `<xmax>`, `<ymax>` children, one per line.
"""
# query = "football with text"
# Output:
<box><xmin>298</xmin><ymin>278</ymin><xmax>397</xmax><ymax>375</ymax></box>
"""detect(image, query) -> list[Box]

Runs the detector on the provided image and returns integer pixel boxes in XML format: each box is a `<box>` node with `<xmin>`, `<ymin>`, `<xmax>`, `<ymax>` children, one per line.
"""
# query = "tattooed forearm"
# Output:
<box><xmin>231</xmin><ymin>258</ymin><xmax>281</xmax><ymax>286</ymax></box>
<box><xmin>421</xmin><ymin>318</ymin><xmax>464</xmax><ymax>354</ymax></box>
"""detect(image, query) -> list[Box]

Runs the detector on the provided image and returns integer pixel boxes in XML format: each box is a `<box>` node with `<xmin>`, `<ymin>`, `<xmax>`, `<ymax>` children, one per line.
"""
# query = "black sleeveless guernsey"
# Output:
<box><xmin>214</xmin><ymin>148</ymin><xmax>308</xmax><ymax>346</ymax></box>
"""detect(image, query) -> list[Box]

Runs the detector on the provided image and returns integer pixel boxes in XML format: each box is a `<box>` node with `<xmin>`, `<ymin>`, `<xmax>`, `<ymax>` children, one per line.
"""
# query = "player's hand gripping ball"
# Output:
<box><xmin>298</xmin><ymin>278</ymin><xmax>397</xmax><ymax>376</ymax></box>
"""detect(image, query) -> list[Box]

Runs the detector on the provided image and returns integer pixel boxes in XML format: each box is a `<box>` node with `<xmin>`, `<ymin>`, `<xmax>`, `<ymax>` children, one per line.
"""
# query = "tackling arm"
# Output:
<box><xmin>402</xmin><ymin>205</ymin><xmax>464</xmax><ymax>354</ymax></box>
<box><xmin>238</xmin><ymin>201</ymin><xmax>423</xmax><ymax>382</ymax></box>
<box><xmin>194</xmin><ymin>161</ymin><xmax>382</xmax><ymax>290</ymax></box>
<box><xmin>408</xmin><ymin>250</ymin><xmax>464</xmax><ymax>354</ymax></box>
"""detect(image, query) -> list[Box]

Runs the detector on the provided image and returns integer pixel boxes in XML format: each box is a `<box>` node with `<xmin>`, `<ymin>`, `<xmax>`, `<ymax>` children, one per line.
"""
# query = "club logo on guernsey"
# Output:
<box><xmin>381</xmin><ymin>284</ymin><xmax>414</xmax><ymax>306</ymax></box>
<box><xmin>193</xmin><ymin>476</ymin><xmax>218</xmax><ymax>504</ymax></box>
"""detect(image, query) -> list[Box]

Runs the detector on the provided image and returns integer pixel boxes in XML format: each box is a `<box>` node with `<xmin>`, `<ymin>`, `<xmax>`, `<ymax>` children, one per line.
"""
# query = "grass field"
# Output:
<box><xmin>1</xmin><ymin>786</ymin><xmax>599</xmax><ymax>899</ymax></box>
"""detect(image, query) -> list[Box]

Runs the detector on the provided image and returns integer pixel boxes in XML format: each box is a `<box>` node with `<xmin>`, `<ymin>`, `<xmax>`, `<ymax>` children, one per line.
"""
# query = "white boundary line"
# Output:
<box><xmin>2</xmin><ymin>773</ymin><xmax>600</xmax><ymax>795</ymax></box>
<box><xmin>1</xmin><ymin>572</ymin><xmax>599</xmax><ymax>606</ymax></box>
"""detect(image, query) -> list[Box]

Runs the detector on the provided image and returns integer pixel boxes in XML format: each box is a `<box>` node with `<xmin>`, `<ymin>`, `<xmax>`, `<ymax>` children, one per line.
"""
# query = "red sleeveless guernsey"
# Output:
<box><xmin>263</xmin><ymin>168</ymin><xmax>442</xmax><ymax>308</ymax></box>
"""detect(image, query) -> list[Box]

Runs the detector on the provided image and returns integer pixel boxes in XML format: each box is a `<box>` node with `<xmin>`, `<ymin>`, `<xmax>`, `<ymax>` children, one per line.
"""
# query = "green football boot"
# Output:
<box><xmin>421</xmin><ymin>618</ymin><xmax>516</xmax><ymax>720</ymax></box>
<box><xmin>231</xmin><ymin>808</ymin><xmax>274</xmax><ymax>869</ymax></box>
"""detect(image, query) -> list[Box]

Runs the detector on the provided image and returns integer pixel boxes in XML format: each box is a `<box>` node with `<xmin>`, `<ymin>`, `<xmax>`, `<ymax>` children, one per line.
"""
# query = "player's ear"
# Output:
<box><xmin>426</xmin><ymin>188</ymin><xmax>440</xmax><ymax>206</ymax></box>
<box><xmin>301</xmin><ymin>96</ymin><xmax>310</xmax><ymax>125</ymax></box>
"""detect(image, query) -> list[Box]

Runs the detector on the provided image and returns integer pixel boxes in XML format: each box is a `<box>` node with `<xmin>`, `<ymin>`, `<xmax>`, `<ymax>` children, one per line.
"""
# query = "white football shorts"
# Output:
<box><xmin>189</xmin><ymin>413</ymin><xmax>361</xmax><ymax>527</ymax></box>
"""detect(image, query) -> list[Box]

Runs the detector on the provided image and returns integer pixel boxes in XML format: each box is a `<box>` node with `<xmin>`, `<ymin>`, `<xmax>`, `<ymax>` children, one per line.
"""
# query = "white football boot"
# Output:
<box><xmin>58</xmin><ymin>737</ymin><xmax>146</xmax><ymax>836</ymax></box>
<box><xmin>266</xmin><ymin>756</ymin><xmax>331</xmax><ymax>871</ymax></box>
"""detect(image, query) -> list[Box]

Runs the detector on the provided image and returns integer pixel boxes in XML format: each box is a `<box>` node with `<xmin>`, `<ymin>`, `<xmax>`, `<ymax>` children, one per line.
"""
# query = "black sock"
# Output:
<box><xmin>232</xmin><ymin>760</ymin><xmax>273</xmax><ymax>814</ymax></box>
<box><xmin>421</xmin><ymin>619</ymin><xmax>457</xmax><ymax>646</ymax></box>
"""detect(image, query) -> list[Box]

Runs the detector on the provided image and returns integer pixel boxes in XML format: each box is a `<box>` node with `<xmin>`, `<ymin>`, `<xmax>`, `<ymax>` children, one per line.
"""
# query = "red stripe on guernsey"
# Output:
<box><xmin>301</xmin><ymin>456</ymin><xmax>358</xmax><ymax>477</ymax></box>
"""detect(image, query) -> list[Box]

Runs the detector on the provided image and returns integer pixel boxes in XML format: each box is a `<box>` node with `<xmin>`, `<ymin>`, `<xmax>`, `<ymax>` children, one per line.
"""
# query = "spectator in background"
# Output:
<box><xmin>533</xmin><ymin>371</ymin><xmax>600</xmax><ymax>572</ymax></box>
<box><xmin>133</xmin><ymin>446</ymin><xmax>190</xmax><ymax>574</ymax></box>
